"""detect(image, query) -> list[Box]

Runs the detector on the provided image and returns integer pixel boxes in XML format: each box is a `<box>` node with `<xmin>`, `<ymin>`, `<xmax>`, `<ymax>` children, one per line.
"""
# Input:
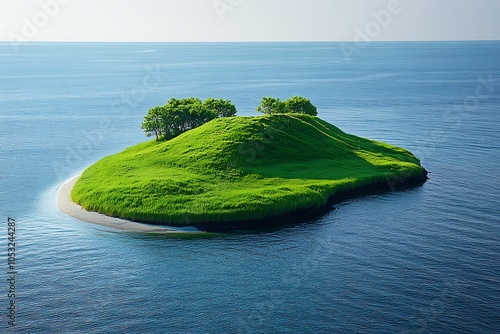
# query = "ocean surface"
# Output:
<box><xmin>0</xmin><ymin>41</ymin><xmax>499</xmax><ymax>333</ymax></box>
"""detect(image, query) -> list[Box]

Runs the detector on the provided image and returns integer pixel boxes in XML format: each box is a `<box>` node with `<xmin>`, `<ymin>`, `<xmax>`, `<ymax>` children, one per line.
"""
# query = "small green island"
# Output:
<box><xmin>71</xmin><ymin>97</ymin><xmax>427</xmax><ymax>229</ymax></box>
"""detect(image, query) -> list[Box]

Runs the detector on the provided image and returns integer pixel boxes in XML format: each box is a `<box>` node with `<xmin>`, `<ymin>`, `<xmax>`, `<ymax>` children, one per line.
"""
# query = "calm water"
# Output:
<box><xmin>0</xmin><ymin>42</ymin><xmax>499</xmax><ymax>333</ymax></box>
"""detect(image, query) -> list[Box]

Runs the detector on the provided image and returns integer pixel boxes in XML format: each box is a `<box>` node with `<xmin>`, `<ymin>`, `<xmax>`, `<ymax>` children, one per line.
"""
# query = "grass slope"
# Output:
<box><xmin>72</xmin><ymin>114</ymin><xmax>426</xmax><ymax>226</ymax></box>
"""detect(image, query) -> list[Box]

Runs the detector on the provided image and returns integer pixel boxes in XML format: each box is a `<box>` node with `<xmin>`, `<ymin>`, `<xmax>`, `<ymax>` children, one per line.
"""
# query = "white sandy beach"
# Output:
<box><xmin>58</xmin><ymin>176</ymin><xmax>202</xmax><ymax>234</ymax></box>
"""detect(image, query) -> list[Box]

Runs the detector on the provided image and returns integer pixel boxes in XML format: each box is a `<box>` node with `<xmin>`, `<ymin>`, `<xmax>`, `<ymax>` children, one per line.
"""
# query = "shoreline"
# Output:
<box><xmin>193</xmin><ymin>170</ymin><xmax>429</xmax><ymax>231</ymax></box>
<box><xmin>57</xmin><ymin>176</ymin><xmax>202</xmax><ymax>233</ymax></box>
<box><xmin>60</xmin><ymin>170</ymin><xmax>428</xmax><ymax>232</ymax></box>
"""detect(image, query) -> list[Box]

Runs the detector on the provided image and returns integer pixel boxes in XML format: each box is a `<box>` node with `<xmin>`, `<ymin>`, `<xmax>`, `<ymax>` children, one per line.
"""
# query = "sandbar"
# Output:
<box><xmin>58</xmin><ymin>176</ymin><xmax>202</xmax><ymax>234</ymax></box>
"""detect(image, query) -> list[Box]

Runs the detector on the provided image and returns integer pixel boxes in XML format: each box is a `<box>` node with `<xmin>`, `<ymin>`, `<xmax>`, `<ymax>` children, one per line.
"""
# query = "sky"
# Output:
<box><xmin>1</xmin><ymin>0</ymin><xmax>499</xmax><ymax>42</ymax></box>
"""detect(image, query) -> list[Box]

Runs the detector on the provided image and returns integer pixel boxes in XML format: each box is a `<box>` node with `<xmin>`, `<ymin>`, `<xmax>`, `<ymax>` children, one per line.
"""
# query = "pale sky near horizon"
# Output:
<box><xmin>0</xmin><ymin>0</ymin><xmax>499</xmax><ymax>42</ymax></box>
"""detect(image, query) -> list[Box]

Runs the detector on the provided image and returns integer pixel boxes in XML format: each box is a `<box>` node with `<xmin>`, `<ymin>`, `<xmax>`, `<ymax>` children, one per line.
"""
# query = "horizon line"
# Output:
<box><xmin>1</xmin><ymin>39</ymin><xmax>499</xmax><ymax>44</ymax></box>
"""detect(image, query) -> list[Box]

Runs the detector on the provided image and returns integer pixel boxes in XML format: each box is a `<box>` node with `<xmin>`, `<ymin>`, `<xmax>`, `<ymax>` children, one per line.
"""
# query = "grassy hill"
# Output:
<box><xmin>71</xmin><ymin>114</ymin><xmax>426</xmax><ymax>226</ymax></box>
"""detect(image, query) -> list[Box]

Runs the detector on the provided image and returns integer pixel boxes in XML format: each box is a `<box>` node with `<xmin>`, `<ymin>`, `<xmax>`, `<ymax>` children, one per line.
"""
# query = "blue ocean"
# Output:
<box><xmin>0</xmin><ymin>41</ymin><xmax>499</xmax><ymax>333</ymax></box>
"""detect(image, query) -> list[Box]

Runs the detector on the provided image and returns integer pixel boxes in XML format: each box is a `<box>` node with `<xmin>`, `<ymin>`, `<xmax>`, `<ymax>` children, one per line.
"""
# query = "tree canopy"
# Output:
<box><xmin>256</xmin><ymin>96</ymin><xmax>317</xmax><ymax>116</ymax></box>
<box><xmin>143</xmin><ymin>96</ymin><xmax>317</xmax><ymax>141</ymax></box>
<box><xmin>256</xmin><ymin>97</ymin><xmax>286</xmax><ymax>115</ymax></box>
<box><xmin>284</xmin><ymin>96</ymin><xmax>318</xmax><ymax>116</ymax></box>
<box><xmin>142</xmin><ymin>98</ymin><xmax>237</xmax><ymax>141</ymax></box>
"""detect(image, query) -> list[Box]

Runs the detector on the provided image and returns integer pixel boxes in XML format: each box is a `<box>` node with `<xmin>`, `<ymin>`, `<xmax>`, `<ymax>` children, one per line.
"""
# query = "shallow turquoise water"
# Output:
<box><xmin>0</xmin><ymin>42</ymin><xmax>499</xmax><ymax>333</ymax></box>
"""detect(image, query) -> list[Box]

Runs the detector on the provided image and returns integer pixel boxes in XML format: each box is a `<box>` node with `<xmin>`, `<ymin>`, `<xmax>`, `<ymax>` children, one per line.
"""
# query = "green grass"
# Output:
<box><xmin>71</xmin><ymin>114</ymin><xmax>426</xmax><ymax>226</ymax></box>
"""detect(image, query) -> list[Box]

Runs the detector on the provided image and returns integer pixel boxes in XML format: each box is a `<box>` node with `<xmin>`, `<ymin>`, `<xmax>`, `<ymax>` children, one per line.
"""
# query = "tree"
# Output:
<box><xmin>284</xmin><ymin>96</ymin><xmax>318</xmax><ymax>116</ymax></box>
<box><xmin>256</xmin><ymin>96</ymin><xmax>318</xmax><ymax>116</ymax></box>
<box><xmin>256</xmin><ymin>97</ymin><xmax>286</xmax><ymax>115</ymax></box>
<box><xmin>142</xmin><ymin>97</ymin><xmax>237</xmax><ymax>141</ymax></box>
<box><xmin>204</xmin><ymin>98</ymin><xmax>237</xmax><ymax>118</ymax></box>
<box><xmin>141</xmin><ymin>106</ymin><xmax>165</xmax><ymax>141</ymax></box>
<box><xmin>171</xmin><ymin>97</ymin><xmax>204</xmax><ymax>131</ymax></box>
